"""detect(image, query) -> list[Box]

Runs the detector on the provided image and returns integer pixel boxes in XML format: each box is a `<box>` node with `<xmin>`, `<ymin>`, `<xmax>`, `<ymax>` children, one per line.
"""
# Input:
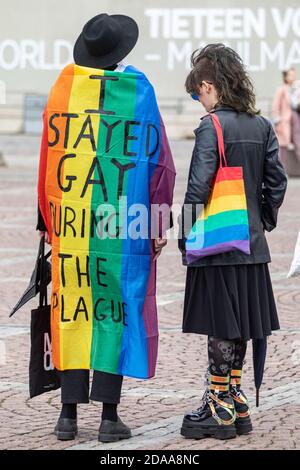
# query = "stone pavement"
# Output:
<box><xmin>0</xmin><ymin>136</ymin><xmax>299</xmax><ymax>450</ymax></box>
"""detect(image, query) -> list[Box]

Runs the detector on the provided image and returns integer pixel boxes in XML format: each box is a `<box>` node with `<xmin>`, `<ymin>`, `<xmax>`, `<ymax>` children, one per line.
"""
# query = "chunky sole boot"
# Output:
<box><xmin>235</xmin><ymin>416</ymin><xmax>253</xmax><ymax>435</ymax></box>
<box><xmin>181</xmin><ymin>420</ymin><xmax>236</xmax><ymax>440</ymax></box>
<box><xmin>98</xmin><ymin>417</ymin><xmax>131</xmax><ymax>443</ymax></box>
<box><xmin>230</xmin><ymin>386</ymin><xmax>253</xmax><ymax>435</ymax></box>
<box><xmin>54</xmin><ymin>418</ymin><xmax>78</xmax><ymax>441</ymax></box>
<box><xmin>181</xmin><ymin>389</ymin><xmax>237</xmax><ymax>441</ymax></box>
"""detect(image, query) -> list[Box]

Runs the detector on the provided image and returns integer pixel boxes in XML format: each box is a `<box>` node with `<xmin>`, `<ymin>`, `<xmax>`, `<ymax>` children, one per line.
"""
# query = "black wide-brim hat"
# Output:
<box><xmin>73</xmin><ymin>13</ymin><xmax>139</xmax><ymax>69</ymax></box>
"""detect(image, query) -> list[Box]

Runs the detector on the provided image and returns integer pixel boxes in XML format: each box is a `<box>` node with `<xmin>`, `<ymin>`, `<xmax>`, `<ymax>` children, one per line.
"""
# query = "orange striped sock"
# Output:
<box><xmin>230</xmin><ymin>369</ymin><xmax>242</xmax><ymax>387</ymax></box>
<box><xmin>209</xmin><ymin>374</ymin><xmax>230</xmax><ymax>393</ymax></box>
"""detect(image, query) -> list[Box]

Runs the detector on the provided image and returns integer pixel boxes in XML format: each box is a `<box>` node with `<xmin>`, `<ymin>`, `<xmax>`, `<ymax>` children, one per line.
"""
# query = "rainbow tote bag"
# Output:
<box><xmin>186</xmin><ymin>113</ymin><xmax>250</xmax><ymax>264</ymax></box>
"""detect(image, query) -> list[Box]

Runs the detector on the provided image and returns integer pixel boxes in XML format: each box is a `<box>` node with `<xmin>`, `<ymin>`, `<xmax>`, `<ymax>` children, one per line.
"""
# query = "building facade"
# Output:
<box><xmin>0</xmin><ymin>0</ymin><xmax>299</xmax><ymax>137</ymax></box>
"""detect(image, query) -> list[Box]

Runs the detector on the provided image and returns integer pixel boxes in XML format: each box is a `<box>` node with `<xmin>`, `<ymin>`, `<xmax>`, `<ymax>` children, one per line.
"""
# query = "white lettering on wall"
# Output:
<box><xmin>0</xmin><ymin>8</ymin><xmax>299</xmax><ymax>73</ymax></box>
<box><xmin>145</xmin><ymin>8</ymin><xmax>267</xmax><ymax>39</ymax></box>
<box><xmin>0</xmin><ymin>39</ymin><xmax>72</xmax><ymax>70</ymax></box>
<box><xmin>145</xmin><ymin>7</ymin><xmax>300</xmax><ymax>71</ymax></box>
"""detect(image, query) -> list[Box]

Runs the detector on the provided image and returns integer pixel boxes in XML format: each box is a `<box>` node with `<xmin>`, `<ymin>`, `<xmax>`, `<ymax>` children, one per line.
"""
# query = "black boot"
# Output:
<box><xmin>230</xmin><ymin>369</ymin><xmax>252</xmax><ymax>435</ymax></box>
<box><xmin>181</xmin><ymin>389</ymin><xmax>236</xmax><ymax>440</ymax></box>
<box><xmin>54</xmin><ymin>418</ymin><xmax>78</xmax><ymax>441</ymax></box>
<box><xmin>54</xmin><ymin>403</ymin><xmax>78</xmax><ymax>440</ymax></box>
<box><xmin>98</xmin><ymin>417</ymin><xmax>131</xmax><ymax>443</ymax></box>
<box><xmin>230</xmin><ymin>386</ymin><xmax>253</xmax><ymax>435</ymax></box>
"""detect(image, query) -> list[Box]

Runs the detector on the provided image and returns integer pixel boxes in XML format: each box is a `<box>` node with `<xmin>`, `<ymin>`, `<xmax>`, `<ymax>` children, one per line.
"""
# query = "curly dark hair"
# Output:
<box><xmin>185</xmin><ymin>43</ymin><xmax>260</xmax><ymax>116</ymax></box>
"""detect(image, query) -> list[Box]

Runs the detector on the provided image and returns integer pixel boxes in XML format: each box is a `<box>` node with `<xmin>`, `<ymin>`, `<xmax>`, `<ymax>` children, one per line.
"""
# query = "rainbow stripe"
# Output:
<box><xmin>186</xmin><ymin>166</ymin><xmax>250</xmax><ymax>263</ymax></box>
<box><xmin>38</xmin><ymin>63</ymin><xmax>175</xmax><ymax>378</ymax></box>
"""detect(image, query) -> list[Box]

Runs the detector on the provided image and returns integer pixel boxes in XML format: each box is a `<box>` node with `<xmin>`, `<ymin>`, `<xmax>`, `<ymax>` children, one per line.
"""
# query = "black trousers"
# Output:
<box><xmin>60</xmin><ymin>370</ymin><xmax>123</xmax><ymax>404</ymax></box>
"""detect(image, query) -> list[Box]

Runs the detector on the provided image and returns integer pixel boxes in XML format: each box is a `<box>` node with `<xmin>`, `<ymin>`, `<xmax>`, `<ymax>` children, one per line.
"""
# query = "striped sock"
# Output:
<box><xmin>230</xmin><ymin>369</ymin><xmax>242</xmax><ymax>388</ymax></box>
<box><xmin>209</xmin><ymin>374</ymin><xmax>230</xmax><ymax>393</ymax></box>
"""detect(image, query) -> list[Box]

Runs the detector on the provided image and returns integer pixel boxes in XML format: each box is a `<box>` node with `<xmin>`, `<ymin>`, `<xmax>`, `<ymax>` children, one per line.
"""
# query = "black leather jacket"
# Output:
<box><xmin>179</xmin><ymin>105</ymin><xmax>288</xmax><ymax>266</ymax></box>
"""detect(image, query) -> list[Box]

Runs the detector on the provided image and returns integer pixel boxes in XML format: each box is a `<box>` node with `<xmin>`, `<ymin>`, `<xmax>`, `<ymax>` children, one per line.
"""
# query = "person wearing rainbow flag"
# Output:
<box><xmin>37</xmin><ymin>13</ymin><xmax>175</xmax><ymax>442</ymax></box>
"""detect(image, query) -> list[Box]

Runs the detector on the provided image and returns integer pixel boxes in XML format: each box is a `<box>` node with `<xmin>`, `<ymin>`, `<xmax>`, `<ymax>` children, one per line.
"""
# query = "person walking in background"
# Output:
<box><xmin>179</xmin><ymin>44</ymin><xmax>287</xmax><ymax>440</ymax></box>
<box><xmin>37</xmin><ymin>13</ymin><xmax>175</xmax><ymax>442</ymax></box>
<box><xmin>272</xmin><ymin>67</ymin><xmax>300</xmax><ymax>168</ymax></box>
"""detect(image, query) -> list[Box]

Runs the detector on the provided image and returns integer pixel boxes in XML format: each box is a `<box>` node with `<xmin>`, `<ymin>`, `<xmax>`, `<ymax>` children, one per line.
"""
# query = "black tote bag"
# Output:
<box><xmin>29</xmin><ymin>236</ymin><xmax>60</xmax><ymax>398</ymax></box>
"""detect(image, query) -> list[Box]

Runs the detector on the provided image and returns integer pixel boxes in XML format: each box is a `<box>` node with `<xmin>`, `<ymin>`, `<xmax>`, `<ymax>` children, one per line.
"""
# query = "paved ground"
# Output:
<box><xmin>0</xmin><ymin>135</ymin><xmax>299</xmax><ymax>450</ymax></box>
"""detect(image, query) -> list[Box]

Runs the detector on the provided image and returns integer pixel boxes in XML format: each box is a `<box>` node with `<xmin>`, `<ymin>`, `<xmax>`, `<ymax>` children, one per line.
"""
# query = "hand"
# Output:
<box><xmin>153</xmin><ymin>238</ymin><xmax>167</xmax><ymax>261</ymax></box>
<box><xmin>39</xmin><ymin>231</ymin><xmax>50</xmax><ymax>244</ymax></box>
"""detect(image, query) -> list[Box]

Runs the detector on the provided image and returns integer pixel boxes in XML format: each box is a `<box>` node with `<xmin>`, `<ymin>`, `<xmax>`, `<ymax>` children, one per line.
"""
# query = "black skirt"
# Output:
<box><xmin>183</xmin><ymin>263</ymin><xmax>279</xmax><ymax>340</ymax></box>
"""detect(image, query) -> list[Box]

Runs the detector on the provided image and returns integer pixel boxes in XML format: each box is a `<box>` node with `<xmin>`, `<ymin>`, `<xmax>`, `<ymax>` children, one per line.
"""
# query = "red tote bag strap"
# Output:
<box><xmin>209</xmin><ymin>113</ymin><xmax>228</xmax><ymax>168</ymax></box>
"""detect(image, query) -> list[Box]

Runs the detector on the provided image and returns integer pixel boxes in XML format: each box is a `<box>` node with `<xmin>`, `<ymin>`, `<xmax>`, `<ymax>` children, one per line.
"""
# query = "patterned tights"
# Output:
<box><xmin>207</xmin><ymin>336</ymin><xmax>247</xmax><ymax>376</ymax></box>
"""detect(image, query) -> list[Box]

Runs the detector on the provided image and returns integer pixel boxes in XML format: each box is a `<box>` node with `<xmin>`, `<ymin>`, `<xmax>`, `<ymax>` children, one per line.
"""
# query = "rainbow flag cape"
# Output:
<box><xmin>186</xmin><ymin>113</ymin><xmax>250</xmax><ymax>263</ymax></box>
<box><xmin>37</xmin><ymin>63</ymin><xmax>175</xmax><ymax>379</ymax></box>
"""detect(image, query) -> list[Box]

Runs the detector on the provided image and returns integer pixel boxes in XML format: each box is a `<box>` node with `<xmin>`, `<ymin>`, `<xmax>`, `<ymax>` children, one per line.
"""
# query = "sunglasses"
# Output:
<box><xmin>190</xmin><ymin>81</ymin><xmax>213</xmax><ymax>101</ymax></box>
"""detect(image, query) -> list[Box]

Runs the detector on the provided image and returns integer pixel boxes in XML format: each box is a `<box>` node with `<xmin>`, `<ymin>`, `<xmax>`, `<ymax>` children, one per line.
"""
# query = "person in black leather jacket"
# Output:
<box><xmin>179</xmin><ymin>44</ymin><xmax>288</xmax><ymax>441</ymax></box>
